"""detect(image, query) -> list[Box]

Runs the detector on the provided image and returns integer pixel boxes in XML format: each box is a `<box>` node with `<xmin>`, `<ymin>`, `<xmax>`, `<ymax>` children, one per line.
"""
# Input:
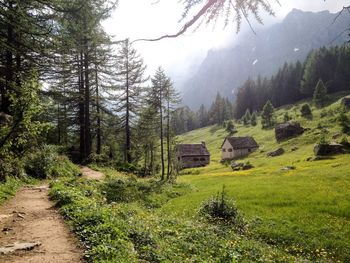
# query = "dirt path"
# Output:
<box><xmin>0</xmin><ymin>185</ymin><xmax>83</xmax><ymax>263</ymax></box>
<box><xmin>80</xmin><ymin>166</ymin><xmax>104</xmax><ymax>180</ymax></box>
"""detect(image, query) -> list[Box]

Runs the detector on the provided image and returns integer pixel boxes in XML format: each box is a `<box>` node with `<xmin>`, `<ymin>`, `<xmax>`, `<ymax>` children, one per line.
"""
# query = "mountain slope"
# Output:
<box><xmin>161</xmin><ymin>93</ymin><xmax>350</xmax><ymax>262</ymax></box>
<box><xmin>182</xmin><ymin>9</ymin><xmax>350</xmax><ymax>109</ymax></box>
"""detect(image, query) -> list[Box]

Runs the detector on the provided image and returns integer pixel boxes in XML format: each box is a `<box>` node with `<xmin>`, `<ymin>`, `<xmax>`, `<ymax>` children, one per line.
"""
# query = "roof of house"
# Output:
<box><xmin>222</xmin><ymin>137</ymin><xmax>259</xmax><ymax>150</ymax></box>
<box><xmin>176</xmin><ymin>144</ymin><xmax>210</xmax><ymax>157</ymax></box>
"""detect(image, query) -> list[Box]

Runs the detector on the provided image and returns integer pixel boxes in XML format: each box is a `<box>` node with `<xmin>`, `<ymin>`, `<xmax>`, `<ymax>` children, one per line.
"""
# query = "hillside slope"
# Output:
<box><xmin>182</xmin><ymin>9</ymin><xmax>350</xmax><ymax>109</ymax></box>
<box><xmin>162</xmin><ymin>94</ymin><xmax>350</xmax><ymax>261</ymax></box>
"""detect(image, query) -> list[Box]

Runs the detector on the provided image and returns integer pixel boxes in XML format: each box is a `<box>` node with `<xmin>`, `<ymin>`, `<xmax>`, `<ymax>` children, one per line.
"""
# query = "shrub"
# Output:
<box><xmin>0</xmin><ymin>157</ymin><xmax>25</xmax><ymax>182</ymax></box>
<box><xmin>338</xmin><ymin>111</ymin><xmax>350</xmax><ymax>135</ymax></box>
<box><xmin>24</xmin><ymin>145</ymin><xmax>79</xmax><ymax>179</ymax></box>
<box><xmin>301</xmin><ymin>104</ymin><xmax>313</xmax><ymax>119</ymax></box>
<box><xmin>199</xmin><ymin>186</ymin><xmax>245</xmax><ymax>233</ymax></box>
<box><xmin>283</xmin><ymin>112</ymin><xmax>291</xmax><ymax>122</ymax></box>
<box><xmin>225</xmin><ymin>120</ymin><xmax>237</xmax><ymax>135</ymax></box>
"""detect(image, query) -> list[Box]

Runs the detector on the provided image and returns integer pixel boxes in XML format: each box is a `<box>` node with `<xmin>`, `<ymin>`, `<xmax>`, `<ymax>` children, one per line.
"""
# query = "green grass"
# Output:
<box><xmin>49</xmin><ymin>94</ymin><xmax>350</xmax><ymax>262</ymax></box>
<box><xmin>159</xmin><ymin>94</ymin><xmax>350</xmax><ymax>261</ymax></box>
<box><xmin>0</xmin><ymin>176</ymin><xmax>38</xmax><ymax>206</ymax></box>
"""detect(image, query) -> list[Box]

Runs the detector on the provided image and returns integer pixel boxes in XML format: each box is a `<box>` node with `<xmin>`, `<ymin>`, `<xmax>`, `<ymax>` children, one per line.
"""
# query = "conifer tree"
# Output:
<box><xmin>251</xmin><ymin>112</ymin><xmax>257</xmax><ymax>126</ymax></box>
<box><xmin>313</xmin><ymin>79</ymin><xmax>328</xmax><ymax>108</ymax></box>
<box><xmin>114</xmin><ymin>39</ymin><xmax>148</xmax><ymax>163</ymax></box>
<box><xmin>261</xmin><ymin>101</ymin><xmax>275</xmax><ymax>129</ymax></box>
<box><xmin>243</xmin><ymin>109</ymin><xmax>251</xmax><ymax>126</ymax></box>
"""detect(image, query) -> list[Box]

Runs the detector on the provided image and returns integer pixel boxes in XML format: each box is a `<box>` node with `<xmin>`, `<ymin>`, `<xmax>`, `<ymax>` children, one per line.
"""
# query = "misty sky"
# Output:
<box><xmin>103</xmin><ymin>0</ymin><xmax>349</xmax><ymax>88</ymax></box>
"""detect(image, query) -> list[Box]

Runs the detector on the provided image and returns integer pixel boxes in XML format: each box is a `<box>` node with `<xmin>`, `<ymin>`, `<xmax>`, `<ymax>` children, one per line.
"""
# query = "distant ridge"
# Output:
<box><xmin>181</xmin><ymin>9</ymin><xmax>350</xmax><ymax>109</ymax></box>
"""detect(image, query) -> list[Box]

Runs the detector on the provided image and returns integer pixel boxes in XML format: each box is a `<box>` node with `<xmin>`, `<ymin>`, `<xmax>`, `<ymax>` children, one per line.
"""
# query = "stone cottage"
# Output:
<box><xmin>221</xmin><ymin>137</ymin><xmax>259</xmax><ymax>160</ymax></box>
<box><xmin>175</xmin><ymin>142</ymin><xmax>210</xmax><ymax>169</ymax></box>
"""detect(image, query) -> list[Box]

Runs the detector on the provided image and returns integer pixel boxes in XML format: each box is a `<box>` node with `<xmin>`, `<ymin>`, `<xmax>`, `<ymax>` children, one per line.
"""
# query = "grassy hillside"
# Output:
<box><xmin>160</xmin><ymin>93</ymin><xmax>350</xmax><ymax>261</ymax></box>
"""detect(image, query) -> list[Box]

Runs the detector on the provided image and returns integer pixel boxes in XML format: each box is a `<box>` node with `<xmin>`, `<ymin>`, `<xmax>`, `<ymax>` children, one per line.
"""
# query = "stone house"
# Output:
<box><xmin>221</xmin><ymin>137</ymin><xmax>259</xmax><ymax>160</ymax></box>
<box><xmin>175</xmin><ymin>142</ymin><xmax>210</xmax><ymax>169</ymax></box>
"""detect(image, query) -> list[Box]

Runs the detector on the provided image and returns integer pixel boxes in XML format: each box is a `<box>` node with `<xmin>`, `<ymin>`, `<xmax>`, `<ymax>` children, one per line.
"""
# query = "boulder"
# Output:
<box><xmin>341</xmin><ymin>97</ymin><xmax>350</xmax><ymax>109</ymax></box>
<box><xmin>275</xmin><ymin>122</ymin><xmax>305</xmax><ymax>142</ymax></box>
<box><xmin>267</xmin><ymin>148</ymin><xmax>285</xmax><ymax>157</ymax></box>
<box><xmin>291</xmin><ymin>146</ymin><xmax>298</xmax><ymax>152</ymax></box>
<box><xmin>281</xmin><ymin>166</ymin><xmax>296</xmax><ymax>171</ymax></box>
<box><xmin>314</xmin><ymin>143</ymin><xmax>344</xmax><ymax>156</ymax></box>
<box><xmin>332</xmin><ymin>132</ymin><xmax>342</xmax><ymax>139</ymax></box>
<box><xmin>231</xmin><ymin>162</ymin><xmax>254</xmax><ymax>171</ymax></box>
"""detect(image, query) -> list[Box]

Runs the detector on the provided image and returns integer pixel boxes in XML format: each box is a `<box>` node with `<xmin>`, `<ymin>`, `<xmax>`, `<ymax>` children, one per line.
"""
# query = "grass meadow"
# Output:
<box><xmin>160</xmin><ymin>94</ymin><xmax>350</xmax><ymax>261</ymax></box>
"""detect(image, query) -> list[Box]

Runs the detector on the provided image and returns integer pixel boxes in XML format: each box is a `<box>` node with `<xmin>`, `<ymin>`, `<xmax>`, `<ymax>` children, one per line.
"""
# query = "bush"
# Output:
<box><xmin>301</xmin><ymin>104</ymin><xmax>313</xmax><ymax>119</ymax></box>
<box><xmin>199</xmin><ymin>186</ymin><xmax>246</xmax><ymax>233</ymax></box>
<box><xmin>0</xmin><ymin>157</ymin><xmax>25</xmax><ymax>182</ymax></box>
<box><xmin>24</xmin><ymin>145</ymin><xmax>79</xmax><ymax>179</ymax></box>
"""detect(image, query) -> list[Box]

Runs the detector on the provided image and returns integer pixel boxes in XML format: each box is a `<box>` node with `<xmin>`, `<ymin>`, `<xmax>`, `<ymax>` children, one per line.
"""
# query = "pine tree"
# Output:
<box><xmin>338</xmin><ymin>111</ymin><xmax>350</xmax><ymax>134</ymax></box>
<box><xmin>113</xmin><ymin>39</ymin><xmax>148</xmax><ymax>163</ymax></box>
<box><xmin>313</xmin><ymin>79</ymin><xmax>328</xmax><ymax>108</ymax></box>
<box><xmin>243</xmin><ymin>109</ymin><xmax>251</xmax><ymax>126</ymax></box>
<box><xmin>225</xmin><ymin>120</ymin><xmax>237</xmax><ymax>135</ymax></box>
<box><xmin>261</xmin><ymin>100</ymin><xmax>275</xmax><ymax>129</ymax></box>
<box><xmin>150</xmin><ymin>67</ymin><xmax>172</xmax><ymax>180</ymax></box>
<box><xmin>251</xmin><ymin>112</ymin><xmax>257</xmax><ymax>126</ymax></box>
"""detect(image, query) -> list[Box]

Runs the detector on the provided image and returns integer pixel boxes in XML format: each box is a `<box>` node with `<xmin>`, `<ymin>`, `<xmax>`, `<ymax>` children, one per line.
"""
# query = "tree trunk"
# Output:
<box><xmin>125</xmin><ymin>40</ymin><xmax>131</xmax><ymax>163</ymax></box>
<box><xmin>84</xmin><ymin>49</ymin><xmax>91</xmax><ymax>160</ymax></box>
<box><xmin>78</xmin><ymin>52</ymin><xmax>86</xmax><ymax>161</ymax></box>
<box><xmin>159</xmin><ymin>92</ymin><xmax>165</xmax><ymax>180</ymax></box>
<box><xmin>166</xmin><ymin>96</ymin><xmax>171</xmax><ymax>179</ymax></box>
<box><xmin>95</xmin><ymin>59</ymin><xmax>101</xmax><ymax>154</ymax></box>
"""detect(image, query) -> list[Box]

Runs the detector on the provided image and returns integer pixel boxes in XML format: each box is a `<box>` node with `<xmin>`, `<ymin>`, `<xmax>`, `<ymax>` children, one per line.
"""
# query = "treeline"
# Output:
<box><xmin>174</xmin><ymin>45</ymin><xmax>350</xmax><ymax>135</ymax></box>
<box><xmin>172</xmin><ymin>93</ymin><xmax>234</xmax><ymax>134</ymax></box>
<box><xmin>235</xmin><ymin>45</ymin><xmax>350</xmax><ymax>118</ymax></box>
<box><xmin>0</xmin><ymin>0</ymin><xmax>180</xmax><ymax>180</ymax></box>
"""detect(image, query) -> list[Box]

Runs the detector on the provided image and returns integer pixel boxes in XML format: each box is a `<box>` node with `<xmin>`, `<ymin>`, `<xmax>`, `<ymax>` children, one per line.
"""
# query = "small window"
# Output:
<box><xmin>200</xmin><ymin>158</ymin><xmax>205</xmax><ymax>161</ymax></box>
<box><xmin>178</xmin><ymin>157</ymin><xmax>181</xmax><ymax>161</ymax></box>
<box><xmin>193</xmin><ymin>158</ymin><xmax>199</xmax><ymax>161</ymax></box>
<box><xmin>222</xmin><ymin>148</ymin><xmax>226</xmax><ymax>152</ymax></box>
<box><xmin>228</xmin><ymin>149</ymin><xmax>233</xmax><ymax>152</ymax></box>
<box><xmin>248</xmin><ymin>149</ymin><xmax>252</xmax><ymax>153</ymax></box>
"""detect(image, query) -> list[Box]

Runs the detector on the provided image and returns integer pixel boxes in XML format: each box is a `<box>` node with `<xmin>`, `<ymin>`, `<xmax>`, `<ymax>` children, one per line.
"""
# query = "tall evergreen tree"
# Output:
<box><xmin>114</xmin><ymin>39</ymin><xmax>148</xmax><ymax>163</ymax></box>
<box><xmin>261</xmin><ymin>100</ymin><xmax>275</xmax><ymax>129</ymax></box>
<box><xmin>313</xmin><ymin>79</ymin><xmax>328</xmax><ymax>108</ymax></box>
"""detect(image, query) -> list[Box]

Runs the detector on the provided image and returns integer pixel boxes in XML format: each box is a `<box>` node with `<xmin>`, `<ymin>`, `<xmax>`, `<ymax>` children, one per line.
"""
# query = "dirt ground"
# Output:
<box><xmin>0</xmin><ymin>185</ymin><xmax>83</xmax><ymax>263</ymax></box>
<box><xmin>80</xmin><ymin>166</ymin><xmax>104</xmax><ymax>180</ymax></box>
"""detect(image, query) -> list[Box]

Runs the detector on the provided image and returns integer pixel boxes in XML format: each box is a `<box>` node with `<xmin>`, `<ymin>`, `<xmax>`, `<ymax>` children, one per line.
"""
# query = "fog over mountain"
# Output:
<box><xmin>181</xmin><ymin>9</ymin><xmax>350</xmax><ymax>109</ymax></box>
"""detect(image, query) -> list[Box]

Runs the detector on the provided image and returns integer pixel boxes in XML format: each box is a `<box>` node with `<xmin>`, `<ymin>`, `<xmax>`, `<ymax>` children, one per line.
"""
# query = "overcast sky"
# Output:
<box><xmin>103</xmin><ymin>0</ymin><xmax>349</xmax><ymax>88</ymax></box>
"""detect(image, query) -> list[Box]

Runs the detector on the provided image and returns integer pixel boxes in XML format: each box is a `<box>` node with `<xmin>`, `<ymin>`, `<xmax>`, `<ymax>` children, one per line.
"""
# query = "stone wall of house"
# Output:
<box><xmin>179</xmin><ymin>156</ymin><xmax>210</xmax><ymax>169</ymax></box>
<box><xmin>222</xmin><ymin>140</ymin><xmax>258</xmax><ymax>160</ymax></box>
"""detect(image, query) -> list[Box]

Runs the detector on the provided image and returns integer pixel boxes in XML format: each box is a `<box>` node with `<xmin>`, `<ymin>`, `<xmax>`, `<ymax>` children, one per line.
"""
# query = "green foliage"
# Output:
<box><xmin>0</xmin><ymin>157</ymin><xmax>26</xmax><ymax>182</ymax></box>
<box><xmin>0</xmin><ymin>176</ymin><xmax>37</xmax><ymax>208</ymax></box>
<box><xmin>261</xmin><ymin>100</ymin><xmax>275</xmax><ymax>129</ymax></box>
<box><xmin>283</xmin><ymin>111</ymin><xmax>291</xmax><ymax>122</ymax></box>
<box><xmin>50</xmin><ymin>175</ymin><xmax>302</xmax><ymax>262</ymax></box>
<box><xmin>199</xmin><ymin>186</ymin><xmax>246</xmax><ymax>232</ymax></box>
<box><xmin>300</xmin><ymin>104</ymin><xmax>313</xmax><ymax>119</ymax></box>
<box><xmin>313</xmin><ymin>79</ymin><xmax>328</xmax><ymax>107</ymax></box>
<box><xmin>175</xmin><ymin>95</ymin><xmax>350</xmax><ymax>262</ymax></box>
<box><xmin>101</xmin><ymin>177</ymin><xmax>191</xmax><ymax>209</ymax></box>
<box><xmin>242</xmin><ymin>108</ymin><xmax>251</xmax><ymax>126</ymax></box>
<box><xmin>0</xmin><ymin>74</ymin><xmax>49</xmax><ymax>155</ymax></box>
<box><xmin>250</xmin><ymin>111</ymin><xmax>257</xmax><ymax>126</ymax></box>
<box><xmin>24</xmin><ymin>145</ymin><xmax>80</xmax><ymax>179</ymax></box>
<box><xmin>225</xmin><ymin>120</ymin><xmax>237</xmax><ymax>135</ymax></box>
<box><xmin>338</xmin><ymin>111</ymin><xmax>350</xmax><ymax>134</ymax></box>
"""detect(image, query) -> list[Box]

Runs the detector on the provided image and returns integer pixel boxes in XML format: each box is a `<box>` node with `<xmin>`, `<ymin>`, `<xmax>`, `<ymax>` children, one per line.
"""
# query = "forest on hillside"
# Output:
<box><xmin>173</xmin><ymin>45</ymin><xmax>350</xmax><ymax>134</ymax></box>
<box><xmin>0</xmin><ymin>0</ymin><xmax>282</xmax><ymax>180</ymax></box>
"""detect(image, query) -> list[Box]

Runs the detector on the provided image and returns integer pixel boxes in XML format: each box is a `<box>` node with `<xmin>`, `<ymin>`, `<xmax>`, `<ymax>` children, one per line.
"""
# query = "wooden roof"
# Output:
<box><xmin>222</xmin><ymin>137</ymin><xmax>258</xmax><ymax>150</ymax></box>
<box><xmin>176</xmin><ymin>144</ymin><xmax>210</xmax><ymax>157</ymax></box>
